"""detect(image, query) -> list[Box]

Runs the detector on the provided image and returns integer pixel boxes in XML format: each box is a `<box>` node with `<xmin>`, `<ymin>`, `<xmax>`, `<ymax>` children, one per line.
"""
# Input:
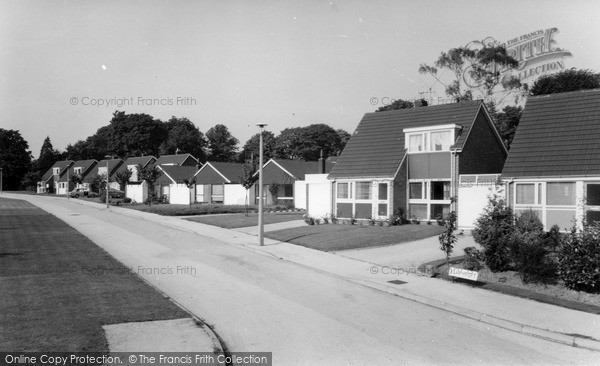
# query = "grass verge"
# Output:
<box><xmin>185</xmin><ymin>212</ymin><xmax>304</xmax><ymax>229</ymax></box>
<box><xmin>266</xmin><ymin>223</ymin><xmax>445</xmax><ymax>251</ymax></box>
<box><xmin>0</xmin><ymin>197</ymin><xmax>188</xmax><ymax>352</ymax></box>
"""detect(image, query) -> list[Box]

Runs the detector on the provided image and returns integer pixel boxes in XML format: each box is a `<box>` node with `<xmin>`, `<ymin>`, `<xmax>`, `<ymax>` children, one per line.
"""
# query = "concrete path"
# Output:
<box><xmin>7</xmin><ymin>194</ymin><xmax>600</xmax><ymax>364</ymax></box>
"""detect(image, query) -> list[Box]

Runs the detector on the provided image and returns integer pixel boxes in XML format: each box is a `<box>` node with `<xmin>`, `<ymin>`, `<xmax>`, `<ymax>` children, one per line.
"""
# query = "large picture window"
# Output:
<box><xmin>337</xmin><ymin>182</ymin><xmax>350</xmax><ymax>199</ymax></box>
<box><xmin>546</xmin><ymin>182</ymin><xmax>576</xmax><ymax>206</ymax></box>
<box><xmin>409</xmin><ymin>182</ymin><xmax>424</xmax><ymax>199</ymax></box>
<box><xmin>587</xmin><ymin>184</ymin><xmax>600</xmax><ymax>206</ymax></box>
<box><xmin>355</xmin><ymin>182</ymin><xmax>371</xmax><ymax>200</ymax></box>
<box><xmin>516</xmin><ymin>184</ymin><xmax>535</xmax><ymax>205</ymax></box>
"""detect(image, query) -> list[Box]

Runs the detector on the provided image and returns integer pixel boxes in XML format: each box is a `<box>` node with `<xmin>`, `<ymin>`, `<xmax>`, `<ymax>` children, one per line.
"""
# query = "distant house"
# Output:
<box><xmin>156</xmin><ymin>153</ymin><xmax>198</xmax><ymax>167</ymax></box>
<box><xmin>89</xmin><ymin>158</ymin><xmax>124</xmax><ymax>190</ymax></box>
<box><xmin>59</xmin><ymin>159</ymin><xmax>98</xmax><ymax>194</ymax></box>
<box><xmin>155</xmin><ymin>165</ymin><xmax>199</xmax><ymax>204</ymax></box>
<box><xmin>327</xmin><ymin>101</ymin><xmax>507</xmax><ymax>225</ymax></box>
<box><xmin>502</xmin><ymin>89</ymin><xmax>600</xmax><ymax>230</ymax></box>
<box><xmin>37</xmin><ymin>160</ymin><xmax>73</xmax><ymax>194</ymax></box>
<box><xmin>194</xmin><ymin>161</ymin><xmax>252</xmax><ymax>205</ymax></box>
<box><xmin>256</xmin><ymin>158</ymin><xmax>334</xmax><ymax>209</ymax></box>
<box><xmin>117</xmin><ymin>156</ymin><xmax>157</xmax><ymax>203</ymax></box>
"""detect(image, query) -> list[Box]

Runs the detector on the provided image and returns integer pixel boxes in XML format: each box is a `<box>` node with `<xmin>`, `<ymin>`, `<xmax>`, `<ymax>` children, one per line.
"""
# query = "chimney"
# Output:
<box><xmin>318</xmin><ymin>149</ymin><xmax>325</xmax><ymax>174</ymax></box>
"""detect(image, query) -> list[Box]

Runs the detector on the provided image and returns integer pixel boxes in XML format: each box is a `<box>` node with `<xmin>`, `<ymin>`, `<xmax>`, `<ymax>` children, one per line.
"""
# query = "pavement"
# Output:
<box><xmin>6</xmin><ymin>193</ymin><xmax>600</xmax><ymax>353</ymax></box>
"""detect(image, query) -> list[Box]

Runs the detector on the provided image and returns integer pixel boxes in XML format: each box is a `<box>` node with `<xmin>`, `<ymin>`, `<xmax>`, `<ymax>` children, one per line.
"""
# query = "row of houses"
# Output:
<box><xmin>38</xmin><ymin>152</ymin><xmax>334</xmax><ymax>208</ymax></box>
<box><xmin>306</xmin><ymin>89</ymin><xmax>600</xmax><ymax>230</ymax></box>
<box><xmin>39</xmin><ymin>89</ymin><xmax>600</xmax><ymax>229</ymax></box>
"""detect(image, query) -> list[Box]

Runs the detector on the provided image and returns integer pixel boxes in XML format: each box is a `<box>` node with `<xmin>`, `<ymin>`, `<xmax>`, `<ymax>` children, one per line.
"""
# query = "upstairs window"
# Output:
<box><xmin>430</xmin><ymin>131</ymin><xmax>452</xmax><ymax>151</ymax></box>
<box><xmin>53</xmin><ymin>167</ymin><xmax>60</xmax><ymax>175</ymax></box>
<box><xmin>74</xmin><ymin>167</ymin><xmax>82</xmax><ymax>175</ymax></box>
<box><xmin>405</xmin><ymin>126</ymin><xmax>455</xmax><ymax>153</ymax></box>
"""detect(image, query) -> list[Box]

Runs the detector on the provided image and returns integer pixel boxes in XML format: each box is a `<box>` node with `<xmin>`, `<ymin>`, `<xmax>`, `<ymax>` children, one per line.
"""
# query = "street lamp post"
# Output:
<box><xmin>0</xmin><ymin>167</ymin><xmax>3</xmax><ymax>195</ymax></box>
<box><xmin>105</xmin><ymin>156</ymin><xmax>111</xmax><ymax>209</ymax></box>
<box><xmin>66</xmin><ymin>166</ymin><xmax>69</xmax><ymax>200</ymax></box>
<box><xmin>257</xmin><ymin>124</ymin><xmax>267</xmax><ymax>246</ymax></box>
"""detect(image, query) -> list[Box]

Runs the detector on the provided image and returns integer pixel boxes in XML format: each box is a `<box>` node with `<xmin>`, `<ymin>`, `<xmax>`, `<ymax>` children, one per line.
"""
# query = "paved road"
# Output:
<box><xmin>11</xmin><ymin>195</ymin><xmax>599</xmax><ymax>365</ymax></box>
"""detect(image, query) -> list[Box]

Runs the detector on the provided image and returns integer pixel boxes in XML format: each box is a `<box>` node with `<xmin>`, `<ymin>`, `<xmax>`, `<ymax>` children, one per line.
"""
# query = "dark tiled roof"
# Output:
<box><xmin>328</xmin><ymin>101</ymin><xmax>484</xmax><ymax>179</ymax></box>
<box><xmin>199</xmin><ymin>162</ymin><xmax>245</xmax><ymax>183</ymax></box>
<box><xmin>40</xmin><ymin>160</ymin><xmax>74</xmax><ymax>182</ymax></box>
<box><xmin>95</xmin><ymin>159</ymin><xmax>124</xmax><ymax>175</ymax></box>
<box><xmin>269</xmin><ymin>159</ymin><xmax>334</xmax><ymax>180</ymax></box>
<box><xmin>61</xmin><ymin>160</ymin><xmax>98</xmax><ymax>182</ymax></box>
<box><xmin>157</xmin><ymin>165</ymin><xmax>199</xmax><ymax>184</ymax></box>
<box><xmin>156</xmin><ymin>154</ymin><xmax>198</xmax><ymax>166</ymax></box>
<box><xmin>122</xmin><ymin>156</ymin><xmax>156</xmax><ymax>168</ymax></box>
<box><xmin>501</xmin><ymin>89</ymin><xmax>600</xmax><ymax>178</ymax></box>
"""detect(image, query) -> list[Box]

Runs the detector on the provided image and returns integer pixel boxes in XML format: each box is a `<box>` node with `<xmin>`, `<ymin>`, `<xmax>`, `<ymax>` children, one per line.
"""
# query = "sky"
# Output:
<box><xmin>1</xmin><ymin>0</ymin><xmax>599</xmax><ymax>158</ymax></box>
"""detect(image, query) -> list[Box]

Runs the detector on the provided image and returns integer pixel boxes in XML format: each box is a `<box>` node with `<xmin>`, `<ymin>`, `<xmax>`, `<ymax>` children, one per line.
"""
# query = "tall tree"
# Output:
<box><xmin>37</xmin><ymin>136</ymin><xmax>60</xmax><ymax>175</ymax></box>
<box><xmin>530</xmin><ymin>68</ymin><xmax>600</xmax><ymax>96</ymax></box>
<box><xmin>238</xmin><ymin>131</ymin><xmax>276</xmax><ymax>163</ymax></box>
<box><xmin>275</xmin><ymin>124</ymin><xmax>341</xmax><ymax>161</ymax></box>
<box><xmin>493</xmin><ymin>105</ymin><xmax>523</xmax><ymax>148</ymax></box>
<box><xmin>64</xmin><ymin>140</ymin><xmax>93</xmax><ymax>161</ymax></box>
<box><xmin>107</xmin><ymin>111</ymin><xmax>168</xmax><ymax>158</ymax></box>
<box><xmin>206</xmin><ymin>124</ymin><xmax>239</xmax><ymax>162</ymax></box>
<box><xmin>0</xmin><ymin>129</ymin><xmax>32</xmax><ymax>190</ymax></box>
<box><xmin>160</xmin><ymin>117</ymin><xmax>208</xmax><ymax>162</ymax></box>
<box><xmin>335</xmin><ymin>129</ymin><xmax>352</xmax><ymax>156</ymax></box>
<box><xmin>419</xmin><ymin>40</ymin><xmax>521</xmax><ymax>104</ymax></box>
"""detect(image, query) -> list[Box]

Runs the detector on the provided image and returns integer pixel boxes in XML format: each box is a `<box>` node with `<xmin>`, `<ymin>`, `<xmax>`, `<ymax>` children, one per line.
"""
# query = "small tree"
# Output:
<box><xmin>268</xmin><ymin>183</ymin><xmax>279</xmax><ymax>205</ymax></box>
<box><xmin>472</xmin><ymin>187</ymin><xmax>514</xmax><ymax>272</ymax></box>
<box><xmin>137</xmin><ymin>165</ymin><xmax>162</xmax><ymax>206</ymax></box>
<box><xmin>182</xmin><ymin>176</ymin><xmax>196</xmax><ymax>209</ymax></box>
<box><xmin>70</xmin><ymin>174</ymin><xmax>82</xmax><ymax>192</ymax></box>
<box><xmin>115</xmin><ymin>169</ymin><xmax>133</xmax><ymax>197</ymax></box>
<box><xmin>439</xmin><ymin>198</ymin><xmax>458</xmax><ymax>268</ymax></box>
<box><xmin>89</xmin><ymin>174</ymin><xmax>103</xmax><ymax>194</ymax></box>
<box><xmin>239</xmin><ymin>161</ymin><xmax>258</xmax><ymax>216</ymax></box>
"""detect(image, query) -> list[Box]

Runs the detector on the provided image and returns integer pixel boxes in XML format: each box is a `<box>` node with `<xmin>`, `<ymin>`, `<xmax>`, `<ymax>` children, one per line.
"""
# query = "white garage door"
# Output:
<box><xmin>457</xmin><ymin>174</ymin><xmax>500</xmax><ymax>229</ymax></box>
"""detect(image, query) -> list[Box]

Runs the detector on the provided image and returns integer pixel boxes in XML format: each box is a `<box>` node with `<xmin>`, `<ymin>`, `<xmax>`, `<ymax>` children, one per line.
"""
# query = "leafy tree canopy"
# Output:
<box><xmin>160</xmin><ymin>117</ymin><xmax>208</xmax><ymax>162</ymax></box>
<box><xmin>275</xmin><ymin>124</ymin><xmax>345</xmax><ymax>161</ymax></box>
<box><xmin>107</xmin><ymin>111</ymin><xmax>168</xmax><ymax>158</ymax></box>
<box><xmin>530</xmin><ymin>68</ymin><xmax>600</xmax><ymax>96</ymax></box>
<box><xmin>0</xmin><ymin>129</ymin><xmax>32</xmax><ymax>190</ymax></box>
<box><xmin>238</xmin><ymin>131</ymin><xmax>276</xmax><ymax>163</ymax></box>
<box><xmin>206</xmin><ymin>124</ymin><xmax>239</xmax><ymax>162</ymax></box>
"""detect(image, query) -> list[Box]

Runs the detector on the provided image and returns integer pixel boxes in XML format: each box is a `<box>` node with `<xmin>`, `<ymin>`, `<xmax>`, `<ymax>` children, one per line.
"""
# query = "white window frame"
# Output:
<box><xmin>515</xmin><ymin>182</ymin><xmax>542</xmax><ymax>206</ymax></box>
<box><xmin>404</xmin><ymin>124</ymin><xmax>457</xmax><ymax>154</ymax></box>
<box><xmin>334</xmin><ymin>180</ymin><xmax>392</xmax><ymax>219</ymax></box>
<box><xmin>53</xmin><ymin>167</ymin><xmax>60</xmax><ymax>175</ymax></box>
<box><xmin>408</xmin><ymin>179</ymin><xmax>452</xmax><ymax>220</ymax></box>
<box><xmin>74</xmin><ymin>167</ymin><xmax>82</xmax><ymax>175</ymax></box>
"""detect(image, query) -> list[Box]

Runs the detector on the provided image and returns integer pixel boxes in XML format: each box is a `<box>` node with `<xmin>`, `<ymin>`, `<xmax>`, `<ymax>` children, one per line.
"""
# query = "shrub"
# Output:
<box><xmin>303</xmin><ymin>215</ymin><xmax>315</xmax><ymax>225</ymax></box>
<box><xmin>391</xmin><ymin>208</ymin><xmax>409</xmax><ymax>226</ymax></box>
<box><xmin>472</xmin><ymin>193</ymin><xmax>514</xmax><ymax>272</ymax></box>
<box><xmin>514</xmin><ymin>209</ymin><xmax>544</xmax><ymax>234</ymax></box>
<box><xmin>541</xmin><ymin>224</ymin><xmax>561</xmax><ymax>252</ymax></box>
<box><xmin>123</xmin><ymin>197</ymin><xmax>132</xmax><ymax>204</ymax></box>
<box><xmin>463</xmin><ymin>246</ymin><xmax>483</xmax><ymax>271</ymax></box>
<box><xmin>558</xmin><ymin>224</ymin><xmax>600</xmax><ymax>292</ymax></box>
<box><xmin>509</xmin><ymin>230</ymin><xmax>557</xmax><ymax>284</ymax></box>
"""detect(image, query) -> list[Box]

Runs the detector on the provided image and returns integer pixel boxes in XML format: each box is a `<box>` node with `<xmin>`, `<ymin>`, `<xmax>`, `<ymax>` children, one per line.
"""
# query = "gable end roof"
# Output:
<box><xmin>501</xmin><ymin>89</ymin><xmax>600</xmax><ymax>178</ymax></box>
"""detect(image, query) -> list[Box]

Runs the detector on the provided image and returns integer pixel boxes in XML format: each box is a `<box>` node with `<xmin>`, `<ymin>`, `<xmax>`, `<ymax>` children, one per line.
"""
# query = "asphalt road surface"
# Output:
<box><xmin>10</xmin><ymin>195</ymin><xmax>600</xmax><ymax>365</ymax></box>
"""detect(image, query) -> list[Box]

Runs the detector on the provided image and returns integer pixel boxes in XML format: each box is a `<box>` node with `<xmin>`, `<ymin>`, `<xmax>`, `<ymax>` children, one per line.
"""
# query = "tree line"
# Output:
<box><xmin>0</xmin><ymin>112</ymin><xmax>351</xmax><ymax>190</ymax></box>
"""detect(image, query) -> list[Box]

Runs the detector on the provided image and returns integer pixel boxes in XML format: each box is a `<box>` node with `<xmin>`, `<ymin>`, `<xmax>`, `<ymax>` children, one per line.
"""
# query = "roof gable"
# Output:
<box><xmin>156</xmin><ymin>154</ymin><xmax>198</xmax><ymax>166</ymax></box>
<box><xmin>156</xmin><ymin>165</ymin><xmax>199</xmax><ymax>184</ymax></box>
<box><xmin>61</xmin><ymin>160</ymin><xmax>98</xmax><ymax>182</ymax></box>
<box><xmin>501</xmin><ymin>89</ymin><xmax>600</xmax><ymax>178</ymax></box>
<box><xmin>328</xmin><ymin>101</ymin><xmax>484</xmax><ymax>179</ymax></box>
<box><xmin>195</xmin><ymin>162</ymin><xmax>244</xmax><ymax>183</ymax></box>
<box><xmin>41</xmin><ymin>160</ymin><xmax>74</xmax><ymax>182</ymax></box>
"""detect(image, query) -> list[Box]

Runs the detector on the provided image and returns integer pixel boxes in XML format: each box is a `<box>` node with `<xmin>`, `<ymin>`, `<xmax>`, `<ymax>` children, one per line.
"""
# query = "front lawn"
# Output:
<box><xmin>0</xmin><ymin>197</ymin><xmax>188</xmax><ymax>351</ymax></box>
<box><xmin>266</xmin><ymin>223</ymin><xmax>445</xmax><ymax>251</ymax></box>
<box><xmin>186</xmin><ymin>212</ymin><xmax>303</xmax><ymax>228</ymax></box>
